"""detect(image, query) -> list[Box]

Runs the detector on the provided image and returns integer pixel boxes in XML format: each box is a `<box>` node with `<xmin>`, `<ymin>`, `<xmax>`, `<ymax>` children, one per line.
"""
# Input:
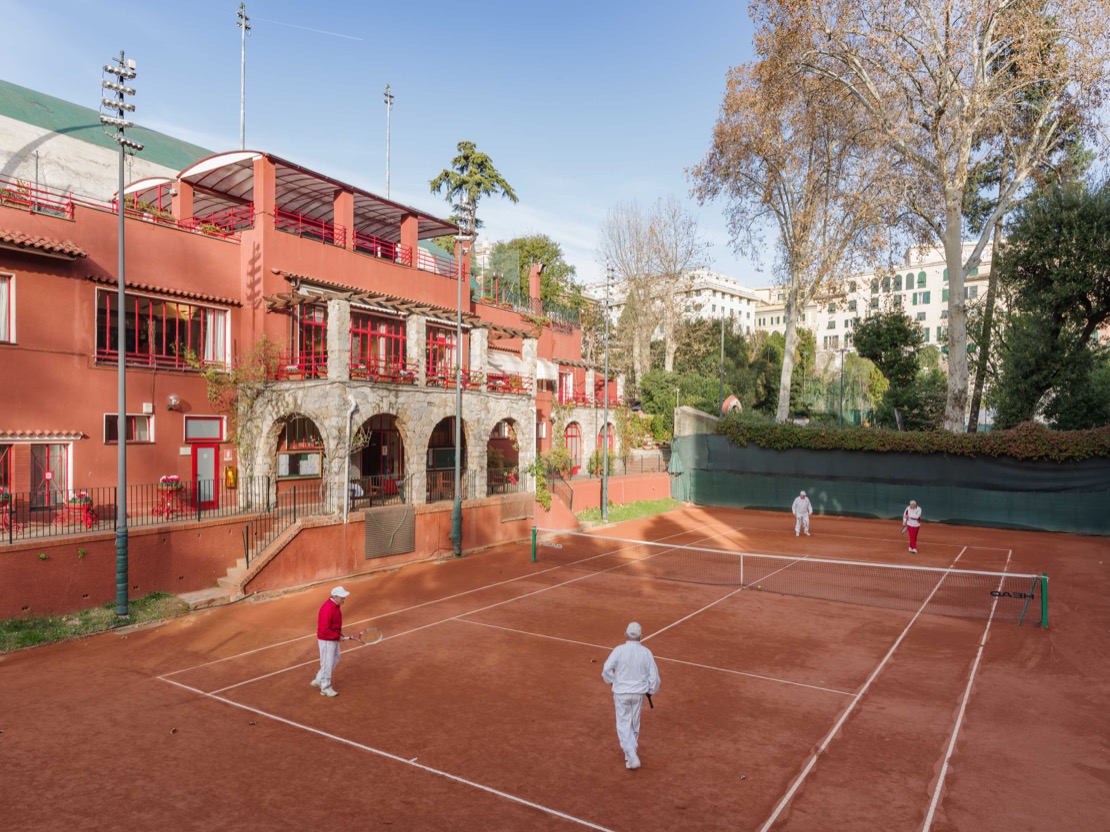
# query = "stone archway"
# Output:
<box><xmin>425</xmin><ymin>416</ymin><xmax>468</xmax><ymax>503</ymax></box>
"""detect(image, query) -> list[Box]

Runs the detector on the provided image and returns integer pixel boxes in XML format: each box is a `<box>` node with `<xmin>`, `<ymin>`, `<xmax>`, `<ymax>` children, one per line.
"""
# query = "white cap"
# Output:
<box><xmin>331</xmin><ymin>586</ymin><xmax>350</xmax><ymax>598</ymax></box>
<box><xmin>800</xmin><ymin>491</ymin><xmax>806</xmax><ymax>497</ymax></box>
<box><xmin>626</xmin><ymin>622</ymin><xmax>642</xmax><ymax>640</ymax></box>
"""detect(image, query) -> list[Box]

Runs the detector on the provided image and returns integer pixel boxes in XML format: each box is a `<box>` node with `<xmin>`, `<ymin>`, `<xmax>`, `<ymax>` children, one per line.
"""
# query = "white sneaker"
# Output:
<box><xmin>626</xmin><ymin>753</ymin><xmax>640</xmax><ymax>770</ymax></box>
<box><xmin>804</xmin><ymin>531</ymin><xmax>810</xmax><ymax>536</ymax></box>
<box><xmin>310</xmin><ymin>679</ymin><xmax>321</xmax><ymax>688</ymax></box>
<box><xmin>321</xmin><ymin>686</ymin><xmax>338</xmax><ymax>697</ymax></box>
<box><xmin>795</xmin><ymin>532</ymin><xmax>799</xmax><ymax>536</ymax></box>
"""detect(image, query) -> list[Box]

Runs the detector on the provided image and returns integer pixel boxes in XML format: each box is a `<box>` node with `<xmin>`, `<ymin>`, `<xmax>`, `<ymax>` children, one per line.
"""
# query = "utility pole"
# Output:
<box><xmin>718</xmin><ymin>314</ymin><xmax>725</xmax><ymax>413</ymax></box>
<box><xmin>99</xmin><ymin>51</ymin><xmax>143</xmax><ymax>617</ymax></box>
<box><xmin>237</xmin><ymin>3</ymin><xmax>251</xmax><ymax>149</ymax></box>
<box><xmin>601</xmin><ymin>262</ymin><xmax>613</xmax><ymax>523</ymax></box>
<box><xmin>384</xmin><ymin>84</ymin><xmax>394</xmax><ymax>198</ymax></box>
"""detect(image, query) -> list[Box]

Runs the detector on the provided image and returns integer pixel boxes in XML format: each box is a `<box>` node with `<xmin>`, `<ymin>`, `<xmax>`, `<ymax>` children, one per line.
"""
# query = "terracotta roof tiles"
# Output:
<box><xmin>0</xmin><ymin>228</ymin><xmax>87</xmax><ymax>259</ymax></box>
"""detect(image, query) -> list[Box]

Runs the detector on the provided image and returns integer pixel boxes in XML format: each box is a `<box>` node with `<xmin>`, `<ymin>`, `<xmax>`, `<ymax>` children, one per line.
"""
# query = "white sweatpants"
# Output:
<box><xmin>313</xmin><ymin>639</ymin><xmax>340</xmax><ymax>689</ymax></box>
<box><xmin>794</xmin><ymin>514</ymin><xmax>810</xmax><ymax>534</ymax></box>
<box><xmin>613</xmin><ymin>693</ymin><xmax>645</xmax><ymax>759</ymax></box>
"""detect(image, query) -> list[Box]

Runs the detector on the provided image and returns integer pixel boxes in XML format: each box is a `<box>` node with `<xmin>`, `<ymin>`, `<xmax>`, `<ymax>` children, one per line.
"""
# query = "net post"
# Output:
<box><xmin>1040</xmin><ymin>574</ymin><xmax>1049</xmax><ymax>629</ymax></box>
<box><xmin>531</xmin><ymin>526</ymin><xmax>537</xmax><ymax>563</ymax></box>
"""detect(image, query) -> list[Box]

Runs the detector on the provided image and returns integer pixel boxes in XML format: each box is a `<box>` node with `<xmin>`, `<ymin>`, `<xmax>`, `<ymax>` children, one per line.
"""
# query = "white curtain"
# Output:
<box><xmin>204</xmin><ymin>309</ymin><xmax>227</xmax><ymax>364</ymax></box>
<box><xmin>0</xmin><ymin>276</ymin><xmax>9</xmax><ymax>341</ymax></box>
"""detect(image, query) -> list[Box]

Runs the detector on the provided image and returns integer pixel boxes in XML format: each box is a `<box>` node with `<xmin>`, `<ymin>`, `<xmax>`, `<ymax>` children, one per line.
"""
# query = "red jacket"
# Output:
<box><xmin>317</xmin><ymin>598</ymin><xmax>343</xmax><ymax>641</ymax></box>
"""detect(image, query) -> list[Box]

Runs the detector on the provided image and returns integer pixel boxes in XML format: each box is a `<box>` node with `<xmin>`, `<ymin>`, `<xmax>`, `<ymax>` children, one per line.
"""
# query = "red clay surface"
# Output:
<box><xmin>1</xmin><ymin>506</ymin><xmax>1107</xmax><ymax>831</ymax></box>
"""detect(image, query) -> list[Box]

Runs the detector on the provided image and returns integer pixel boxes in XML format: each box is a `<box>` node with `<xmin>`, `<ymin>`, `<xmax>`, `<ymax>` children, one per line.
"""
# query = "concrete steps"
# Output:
<box><xmin>180</xmin><ymin>557</ymin><xmax>247</xmax><ymax>610</ymax></box>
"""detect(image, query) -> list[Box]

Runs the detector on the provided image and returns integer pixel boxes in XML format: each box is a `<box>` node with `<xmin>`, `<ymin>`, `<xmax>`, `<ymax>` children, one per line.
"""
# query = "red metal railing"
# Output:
<box><xmin>487</xmin><ymin>373</ymin><xmax>532</xmax><ymax>395</ymax></box>
<box><xmin>349</xmin><ymin>357</ymin><xmax>417</xmax><ymax>385</ymax></box>
<box><xmin>0</xmin><ymin>176</ymin><xmax>78</xmax><ymax>219</ymax></box>
<box><xmin>415</xmin><ymin>247</ymin><xmax>459</xmax><ymax>277</ymax></box>
<box><xmin>425</xmin><ymin>366</ymin><xmax>482</xmax><ymax>389</ymax></box>
<box><xmin>180</xmin><ymin>205</ymin><xmax>254</xmax><ymax>237</ymax></box>
<box><xmin>352</xmin><ymin>231</ymin><xmax>400</xmax><ymax>262</ymax></box>
<box><xmin>94</xmin><ymin>348</ymin><xmax>225</xmax><ymax>372</ymax></box>
<box><xmin>271</xmin><ymin>354</ymin><xmax>328</xmax><ymax>380</ymax></box>
<box><xmin>274</xmin><ymin>208</ymin><xmax>346</xmax><ymax>247</ymax></box>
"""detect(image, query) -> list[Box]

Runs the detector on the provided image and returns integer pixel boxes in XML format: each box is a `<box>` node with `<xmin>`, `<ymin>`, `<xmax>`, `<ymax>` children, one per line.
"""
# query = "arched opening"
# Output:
<box><xmin>426</xmin><ymin>417</ymin><xmax>467</xmax><ymax>503</ymax></box>
<box><xmin>487</xmin><ymin>419</ymin><xmax>520</xmax><ymax>494</ymax></box>
<box><xmin>276</xmin><ymin>414</ymin><xmax>325</xmax><ymax>506</ymax></box>
<box><xmin>565</xmin><ymin>422</ymin><xmax>582</xmax><ymax>475</ymax></box>
<box><xmin>349</xmin><ymin>413</ymin><xmax>406</xmax><ymax>506</ymax></box>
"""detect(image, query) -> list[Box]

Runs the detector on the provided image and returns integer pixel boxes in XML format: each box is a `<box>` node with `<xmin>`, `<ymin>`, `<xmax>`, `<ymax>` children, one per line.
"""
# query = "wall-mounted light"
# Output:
<box><xmin>167</xmin><ymin>394</ymin><xmax>181</xmax><ymax>411</ymax></box>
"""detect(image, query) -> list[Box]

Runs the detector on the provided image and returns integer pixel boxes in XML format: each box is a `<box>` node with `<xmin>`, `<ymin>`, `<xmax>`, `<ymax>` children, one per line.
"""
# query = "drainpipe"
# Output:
<box><xmin>343</xmin><ymin>398</ymin><xmax>358</xmax><ymax>522</ymax></box>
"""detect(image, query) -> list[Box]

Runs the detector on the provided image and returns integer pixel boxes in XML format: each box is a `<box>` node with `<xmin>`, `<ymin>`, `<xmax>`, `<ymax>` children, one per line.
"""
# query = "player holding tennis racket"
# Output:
<box><xmin>348</xmin><ymin>626</ymin><xmax>384</xmax><ymax>645</ymax></box>
<box><xmin>602</xmin><ymin>622</ymin><xmax>661</xmax><ymax>771</ymax></box>
<box><xmin>310</xmin><ymin>586</ymin><xmax>350</xmax><ymax>697</ymax></box>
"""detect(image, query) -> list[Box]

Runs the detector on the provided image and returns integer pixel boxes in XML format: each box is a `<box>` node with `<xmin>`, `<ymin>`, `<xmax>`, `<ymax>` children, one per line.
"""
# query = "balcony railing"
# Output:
<box><xmin>94</xmin><ymin>348</ymin><xmax>227</xmax><ymax>372</ymax></box>
<box><xmin>272</xmin><ymin>354</ymin><xmax>328</xmax><ymax>380</ymax></box>
<box><xmin>557</xmin><ymin>390</ymin><xmax>622</xmax><ymax>408</ymax></box>
<box><xmin>426</xmin><ymin>470</ymin><xmax>474</xmax><ymax>504</ymax></box>
<box><xmin>274</xmin><ymin>208</ymin><xmax>346</xmax><ymax>247</ymax></box>
<box><xmin>0</xmin><ymin>477</ymin><xmax>272</xmax><ymax>545</ymax></box>
<box><xmin>426</xmin><ymin>367</ymin><xmax>482</xmax><ymax>390</ymax></box>
<box><xmin>486</xmin><ymin>467</ymin><xmax>526</xmax><ymax>496</ymax></box>
<box><xmin>352</xmin><ymin>231</ymin><xmax>401</xmax><ymax>262</ymax></box>
<box><xmin>349</xmin><ymin>357</ymin><xmax>417</xmax><ymax>385</ymax></box>
<box><xmin>487</xmin><ymin>372</ymin><xmax>531</xmax><ymax>395</ymax></box>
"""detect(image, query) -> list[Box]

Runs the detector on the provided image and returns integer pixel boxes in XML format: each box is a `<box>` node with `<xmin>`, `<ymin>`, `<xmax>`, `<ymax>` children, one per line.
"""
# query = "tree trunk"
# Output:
<box><xmin>775</xmin><ymin>292</ymin><xmax>799</xmax><ymax>423</ymax></box>
<box><xmin>943</xmin><ymin>199</ymin><xmax>969</xmax><ymax>432</ymax></box>
<box><xmin>967</xmin><ymin>212</ymin><xmax>1004</xmax><ymax>433</ymax></box>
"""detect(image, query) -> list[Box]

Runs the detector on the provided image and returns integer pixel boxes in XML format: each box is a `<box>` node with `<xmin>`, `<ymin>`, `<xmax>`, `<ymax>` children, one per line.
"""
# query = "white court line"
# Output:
<box><xmin>458</xmin><ymin>618</ymin><xmax>854</xmax><ymax>697</ymax></box>
<box><xmin>921</xmin><ymin>550</ymin><xmax>1013</xmax><ymax>831</ymax></box>
<box><xmin>163</xmin><ymin>522</ymin><xmax>722</xmax><ymax>678</ymax></box>
<box><xmin>757</xmin><ymin>546</ymin><xmax>969</xmax><ymax>832</ymax></box>
<box><xmin>160</xmin><ymin>676</ymin><xmax>614</xmax><ymax>832</ymax></box>
<box><xmin>193</xmin><ymin>525</ymin><xmax>747</xmax><ymax>695</ymax></box>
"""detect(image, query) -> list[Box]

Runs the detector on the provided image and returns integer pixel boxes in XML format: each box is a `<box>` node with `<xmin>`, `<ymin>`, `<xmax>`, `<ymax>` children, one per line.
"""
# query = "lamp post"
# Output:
<box><xmin>718</xmin><ymin>314</ymin><xmax>725</xmax><ymax>413</ymax></box>
<box><xmin>236</xmin><ymin>3</ymin><xmax>250</xmax><ymax>149</ymax></box>
<box><xmin>383</xmin><ymin>84</ymin><xmax>394</xmax><ymax>198</ymax></box>
<box><xmin>601</xmin><ymin>262</ymin><xmax>613</xmax><ymax>523</ymax></box>
<box><xmin>99</xmin><ymin>52</ymin><xmax>143</xmax><ymax>617</ymax></box>
<box><xmin>450</xmin><ymin>200</ymin><xmax>475</xmax><ymax>556</ymax></box>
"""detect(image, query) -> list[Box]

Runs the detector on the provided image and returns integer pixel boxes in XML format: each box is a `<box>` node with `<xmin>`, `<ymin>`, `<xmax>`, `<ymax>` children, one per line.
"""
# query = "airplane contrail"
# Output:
<box><xmin>254</xmin><ymin>17</ymin><xmax>364</xmax><ymax>41</ymax></box>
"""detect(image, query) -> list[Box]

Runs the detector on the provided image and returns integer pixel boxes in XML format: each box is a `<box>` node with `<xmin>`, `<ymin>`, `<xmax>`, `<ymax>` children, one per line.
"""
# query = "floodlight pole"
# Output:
<box><xmin>718</xmin><ymin>314</ymin><xmax>725</xmax><ymax>413</ymax></box>
<box><xmin>601</xmin><ymin>262</ymin><xmax>613</xmax><ymax>523</ymax></box>
<box><xmin>100</xmin><ymin>51</ymin><xmax>142</xmax><ymax>618</ymax></box>
<box><xmin>237</xmin><ymin>3</ymin><xmax>251</xmax><ymax>149</ymax></box>
<box><xmin>839</xmin><ymin>348</ymin><xmax>847</xmax><ymax>428</ymax></box>
<box><xmin>384</xmin><ymin>84</ymin><xmax>394</xmax><ymax>198</ymax></box>
<box><xmin>450</xmin><ymin>201</ymin><xmax>474</xmax><ymax>556</ymax></box>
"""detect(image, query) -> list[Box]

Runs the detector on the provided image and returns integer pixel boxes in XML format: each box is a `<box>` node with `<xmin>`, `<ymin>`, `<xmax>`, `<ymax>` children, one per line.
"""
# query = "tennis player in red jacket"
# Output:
<box><xmin>311</xmin><ymin>586</ymin><xmax>349</xmax><ymax>697</ymax></box>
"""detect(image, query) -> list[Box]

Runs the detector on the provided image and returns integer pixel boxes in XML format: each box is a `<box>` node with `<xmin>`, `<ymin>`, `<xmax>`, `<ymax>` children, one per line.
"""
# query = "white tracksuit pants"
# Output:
<box><xmin>795</xmin><ymin>514</ymin><xmax>810</xmax><ymax>534</ymax></box>
<box><xmin>313</xmin><ymin>639</ymin><xmax>340</xmax><ymax>688</ymax></box>
<box><xmin>613</xmin><ymin>693</ymin><xmax>645</xmax><ymax>759</ymax></box>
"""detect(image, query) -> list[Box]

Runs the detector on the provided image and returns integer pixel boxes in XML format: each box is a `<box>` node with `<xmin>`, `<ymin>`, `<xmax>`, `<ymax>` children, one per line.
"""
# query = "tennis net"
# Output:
<box><xmin>531</xmin><ymin>528</ymin><xmax>1048</xmax><ymax>627</ymax></box>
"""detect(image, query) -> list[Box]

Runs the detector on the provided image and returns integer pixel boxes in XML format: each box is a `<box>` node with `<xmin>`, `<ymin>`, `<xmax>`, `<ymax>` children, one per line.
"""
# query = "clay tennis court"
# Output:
<box><xmin>2</xmin><ymin>505</ymin><xmax>1107</xmax><ymax>831</ymax></box>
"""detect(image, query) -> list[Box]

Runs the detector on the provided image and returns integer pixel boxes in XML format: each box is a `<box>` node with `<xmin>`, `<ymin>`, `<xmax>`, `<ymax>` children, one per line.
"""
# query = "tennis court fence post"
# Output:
<box><xmin>531</xmin><ymin>526</ymin><xmax>536</xmax><ymax>562</ymax></box>
<box><xmin>1040</xmin><ymin>574</ymin><xmax>1049</xmax><ymax>629</ymax></box>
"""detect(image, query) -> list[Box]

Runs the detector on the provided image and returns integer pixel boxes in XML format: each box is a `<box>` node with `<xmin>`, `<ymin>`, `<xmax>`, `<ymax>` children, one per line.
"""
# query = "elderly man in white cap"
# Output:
<box><xmin>792</xmin><ymin>490</ymin><xmax>813</xmax><ymax>536</ymax></box>
<box><xmin>602</xmin><ymin>622</ymin><xmax>661</xmax><ymax>770</ymax></box>
<box><xmin>311</xmin><ymin>585</ymin><xmax>350</xmax><ymax>697</ymax></box>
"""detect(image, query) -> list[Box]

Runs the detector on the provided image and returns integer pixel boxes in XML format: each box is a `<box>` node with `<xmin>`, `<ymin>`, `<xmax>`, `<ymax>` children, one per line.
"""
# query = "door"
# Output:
<box><xmin>192</xmin><ymin>444</ymin><xmax>218</xmax><ymax>510</ymax></box>
<box><xmin>31</xmin><ymin>444</ymin><xmax>67</xmax><ymax>509</ymax></box>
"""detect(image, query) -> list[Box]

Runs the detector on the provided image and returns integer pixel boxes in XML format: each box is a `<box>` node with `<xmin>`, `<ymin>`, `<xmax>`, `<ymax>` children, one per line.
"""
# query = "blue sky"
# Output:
<box><xmin>0</xmin><ymin>0</ymin><xmax>766</xmax><ymax>288</ymax></box>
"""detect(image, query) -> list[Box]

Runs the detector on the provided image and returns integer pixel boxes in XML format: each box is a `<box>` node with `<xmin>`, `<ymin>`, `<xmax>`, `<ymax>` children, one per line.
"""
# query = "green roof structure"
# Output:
<box><xmin>0</xmin><ymin>79</ymin><xmax>211</xmax><ymax>171</ymax></box>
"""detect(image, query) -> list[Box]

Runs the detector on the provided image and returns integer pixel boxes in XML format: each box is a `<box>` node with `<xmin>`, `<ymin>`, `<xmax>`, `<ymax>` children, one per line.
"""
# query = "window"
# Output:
<box><xmin>425</xmin><ymin>325</ymin><xmax>459</xmax><ymax>386</ymax></box>
<box><xmin>942</xmin><ymin>288</ymin><xmax>949</xmax><ymax>302</ymax></box>
<box><xmin>827</xmin><ymin>319</ymin><xmax>836</xmax><ymax>329</ymax></box>
<box><xmin>924</xmin><ymin>327</ymin><xmax>930</xmax><ymax>342</ymax></box>
<box><xmin>966</xmin><ymin>285</ymin><xmax>979</xmax><ymax>299</ymax></box>
<box><xmin>941</xmin><ymin>309</ymin><xmax>949</xmax><ymax>319</ymax></box>
<box><xmin>937</xmin><ymin>326</ymin><xmax>947</xmax><ymax>342</ymax></box>
<box><xmin>295</xmin><ymin>304</ymin><xmax>327</xmax><ymax>375</ymax></box>
<box><xmin>351</xmin><ymin>311</ymin><xmax>406</xmax><ymax>373</ymax></box>
<box><xmin>913</xmin><ymin>291</ymin><xmax>931</xmax><ymax>305</ymax></box>
<box><xmin>0</xmin><ymin>444</ymin><xmax>10</xmax><ymax>490</ymax></box>
<box><xmin>829</xmin><ymin>335</ymin><xmax>839</xmax><ymax>349</ymax></box>
<box><xmin>870</xmin><ymin>297</ymin><xmax>879</xmax><ymax>310</ymax></box>
<box><xmin>921</xmin><ymin>291</ymin><xmax>930</xmax><ymax>304</ymax></box>
<box><xmin>31</xmin><ymin>443</ymin><xmax>67</xmax><ymax>509</ymax></box>
<box><xmin>184</xmin><ymin>416</ymin><xmax>225</xmax><ymax>442</ymax></box>
<box><xmin>105</xmin><ymin>414</ymin><xmax>153</xmax><ymax>444</ymax></box>
<box><xmin>845</xmin><ymin>333</ymin><xmax>853</xmax><ymax>346</ymax></box>
<box><xmin>918</xmin><ymin>272</ymin><xmax>927</xmax><ymax>288</ymax></box>
<box><xmin>870</xmin><ymin>279</ymin><xmax>879</xmax><ymax>293</ymax></box>
<box><xmin>827</xmin><ymin>302</ymin><xmax>836</xmax><ymax>313</ymax></box>
<box><xmin>278</xmin><ymin>451</ymin><xmax>322</xmax><ymax>479</ymax></box>
<box><xmin>0</xmin><ymin>273</ymin><xmax>12</xmax><ymax>343</ymax></box>
<box><xmin>881</xmin><ymin>276</ymin><xmax>890</xmax><ymax>292</ymax></box>
<box><xmin>847</xmin><ymin>299</ymin><xmax>857</xmax><ymax>312</ymax></box>
<box><xmin>916</xmin><ymin>312</ymin><xmax>926</xmax><ymax>321</ymax></box>
<box><xmin>893</xmin><ymin>274</ymin><xmax>902</xmax><ymax>291</ymax></box>
<box><xmin>943</xmin><ymin>268</ymin><xmax>949</xmax><ymax>282</ymax></box>
<box><xmin>893</xmin><ymin>295</ymin><xmax>903</xmax><ymax>306</ymax></box>
<box><xmin>283</xmin><ymin>416</ymin><xmax>322</xmax><ymax>450</ymax></box>
<box><xmin>848</xmin><ymin>281</ymin><xmax>857</xmax><ymax>293</ymax></box>
<box><xmin>96</xmin><ymin>290</ymin><xmax>229</xmax><ymax>369</ymax></box>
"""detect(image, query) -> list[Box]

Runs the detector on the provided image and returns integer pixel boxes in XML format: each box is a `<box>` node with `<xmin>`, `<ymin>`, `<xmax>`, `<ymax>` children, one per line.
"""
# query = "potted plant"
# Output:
<box><xmin>68</xmin><ymin>491</ymin><xmax>93</xmax><ymax>506</ymax></box>
<box><xmin>158</xmin><ymin>475</ymin><xmax>183</xmax><ymax>491</ymax></box>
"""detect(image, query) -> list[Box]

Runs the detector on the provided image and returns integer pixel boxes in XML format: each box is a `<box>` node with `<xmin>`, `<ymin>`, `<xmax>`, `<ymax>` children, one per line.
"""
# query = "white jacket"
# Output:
<box><xmin>602</xmin><ymin>640</ymin><xmax>661</xmax><ymax>696</ymax></box>
<box><xmin>792</xmin><ymin>496</ymin><xmax>812</xmax><ymax>517</ymax></box>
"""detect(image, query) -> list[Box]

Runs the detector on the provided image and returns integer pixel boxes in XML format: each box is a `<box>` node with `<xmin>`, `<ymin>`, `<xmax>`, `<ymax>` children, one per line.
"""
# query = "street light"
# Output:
<box><xmin>100</xmin><ymin>52</ymin><xmax>143</xmax><ymax>618</ymax></box>
<box><xmin>383</xmin><ymin>84</ymin><xmax>394</xmax><ymax>198</ymax></box>
<box><xmin>450</xmin><ymin>200</ymin><xmax>475</xmax><ymax>556</ymax></box>
<box><xmin>601</xmin><ymin>262</ymin><xmax>613</xmax><ymax>523</ymax></box>
<box><xmin>838</xmin><ymin>348</ymin><xmax>847</xmax><ymax>428</ymax></box>
<box><xmin>236</xmin><ymin>3</ymin><xmax>250</xmax><ymax>149</ymax></box>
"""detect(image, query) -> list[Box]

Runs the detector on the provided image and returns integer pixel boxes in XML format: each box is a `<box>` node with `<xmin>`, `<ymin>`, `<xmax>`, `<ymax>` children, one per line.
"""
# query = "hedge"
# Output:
<box><xmin>717</xmin><ymin>416</ymin><xmax>1110</xmax><ymax>462</ymax></box>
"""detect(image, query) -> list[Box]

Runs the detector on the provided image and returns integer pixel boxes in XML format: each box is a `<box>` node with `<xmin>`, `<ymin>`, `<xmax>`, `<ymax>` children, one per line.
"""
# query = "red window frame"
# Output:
<box><xmin>425</xmin><ymin>326</ymin><xmax>458</xmax><ymax>385</ymax></box>
<box><xmin>282</xmin><ymin>416</ymin><xmax>323</xmax><ymax>451</ymax></box>
<box><xmin>95</xmin><ymin>289</ymin><xmax>228</xmax><ymax>369</ymax></box>
<box><xmin>0</xmin><ymin>444</ymin><xmax>10</xmax><ymax>490</ymax></box>
<box><xmin>0</xmin><ymin>273</ymin><xmax>12</xmax><ymax>343</ymax></box>
<box><xmin>104</xmin><ymin>414</ymin><xmax>154</xmax><ymax>444</ymax></box>
<box><xmin>351</xmin><ymin>312</ymin><xmax>406</xmax><ymax>371</ymax></box>
<box><xmin>565</xmin><ymin>423</ymin><xmax>582</xmax><ymax>469</ymax></box>
<box><xmin>598</xmin><ymin>423</ymin><xmax>615</xmax><ymax>453</ymax></box>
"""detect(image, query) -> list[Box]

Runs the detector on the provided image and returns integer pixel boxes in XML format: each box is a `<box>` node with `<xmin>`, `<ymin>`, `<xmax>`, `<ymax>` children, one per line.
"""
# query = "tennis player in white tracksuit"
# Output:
<box><xmin>792</xmin><ymin>491</ymin><xmax>813</xmax><ymax>536</ymax></box>
<box><xmin>602</xmin><ymin>622</ymin><xmax>661</xmax><ymax>771</ymax></box>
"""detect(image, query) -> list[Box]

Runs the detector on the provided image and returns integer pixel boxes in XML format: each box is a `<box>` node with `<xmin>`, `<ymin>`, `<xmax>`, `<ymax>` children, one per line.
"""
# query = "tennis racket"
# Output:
<box><xmin>646</xmin><ymin>693</ymin><xmax>654</xmax><ymax>709</ymax></box>
<box><xmin>349</xmin><ymin>626</ymin><xmax>384</xmax><ymax>645</ymax></box>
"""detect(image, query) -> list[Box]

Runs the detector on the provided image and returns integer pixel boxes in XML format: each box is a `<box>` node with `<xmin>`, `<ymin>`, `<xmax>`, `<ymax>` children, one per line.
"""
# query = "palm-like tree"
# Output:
<box><xmin>429</xmin><ymin>141</ymin><xmax>518</xmax><ymax>236</ymax></box>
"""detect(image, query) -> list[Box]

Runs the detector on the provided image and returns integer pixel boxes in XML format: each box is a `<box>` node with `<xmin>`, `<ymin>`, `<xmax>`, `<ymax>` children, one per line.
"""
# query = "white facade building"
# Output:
<box><xmin>754</xmin><ymin>244</ymin><xmax>993</xmax><ymax>365</ymax></box>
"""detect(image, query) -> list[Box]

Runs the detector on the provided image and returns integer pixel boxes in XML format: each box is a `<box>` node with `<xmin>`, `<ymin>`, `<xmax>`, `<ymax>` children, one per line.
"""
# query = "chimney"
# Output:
<box><xmin>528</xmin><ymin>262</ymin><xmax>545</xmax><ymax>315</ymax></box>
